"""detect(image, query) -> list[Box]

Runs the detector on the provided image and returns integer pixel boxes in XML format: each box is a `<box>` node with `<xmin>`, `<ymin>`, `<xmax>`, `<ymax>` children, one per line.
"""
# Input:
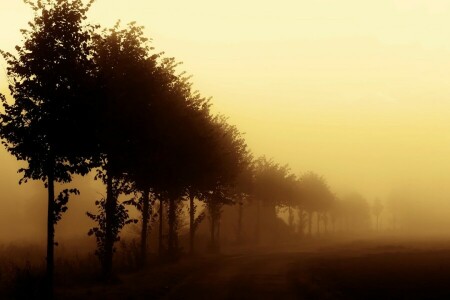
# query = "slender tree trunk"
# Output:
<box><xmin>104</xmin><ymin>160</ymin><xmax>115</xmax><ymax>277</ymax></box>
<box><xmin>158</xmin><ymin>198</ymin><xmax>163</xmax><ymax>256</ymax></box>
<box><xmin>298</xmin><ymin>208</ymin><xmax>303</xmax><ymax>237</ymax></box>
<box><xmin>308</xmin><ymin>211</ymin><xmax>312</xmax><ymax>237</ymax></box>
<box><xmin>140</xmin><ymin>187</ymin><xmax>150</xmax><ymax>266</ymax></box>
<box><xmin>237</xmin><ymin>202</ymin><xmax>243</xmax><ymax>243</ymax></box>
<box><xmin>316</xmin><ymin>212</ymin><xmax>320</xmax><ymax>236</ymax></box>
<box><xmin>189</xmin><ymin>194</ymin><xmax>195</xmax><ymax>254</ymax></box>
<box><xmin>255</xmin><ymin>199</ymin><xmax>261</xmax><ymax>243</ymax></box>
<box><xmin>46</xmin><ymin>158</ymin><xmax>55</xmax><ymax>299</ymax></box>
<box><xmin>168</xmin><ymin>197</ymin><xmax>176</xmax><ymax>257</ymax></box>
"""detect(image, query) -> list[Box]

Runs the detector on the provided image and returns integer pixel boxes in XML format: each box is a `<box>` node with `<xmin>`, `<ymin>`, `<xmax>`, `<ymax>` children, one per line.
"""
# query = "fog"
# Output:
<box><xmin>2</xmin><ymin>1</ymin><xmax>450</xmax><ymax>298</ymax></box>
<box><xmin>1</xmin><ymin>0</ymin><xmax>450</xmax><ymax>245</ymax></box>
<box><xmin>2</xmin><ymin>143</ymin><xmax>450</xmax><ymax>246</ymax></box>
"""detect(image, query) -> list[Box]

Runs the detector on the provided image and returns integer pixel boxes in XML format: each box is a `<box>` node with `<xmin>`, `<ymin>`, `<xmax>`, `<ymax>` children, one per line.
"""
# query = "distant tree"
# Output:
<box><xmin>372</xmin><ymin>198</ymin><xmax>384</xmax><ymax>231</ymax></box>
<box><xmin>201</xmin><ymin>118</ymin><xmax>250</xmax><ymax>252</ymax></box>
<box><xmin>205</xmin><ymin>186</ymin><xmax>234</xmax><ymax>252</ymax></box>
<box><xmin>0</xmin><ymin>0</ymin><xmax>95</xmax><ymax>295</ymax></box>
<box><xmin>281</xmin><ymin>174</ymin><xmax>298</xmax><ymax>233</ymax></box>
<box><xmin>147</xmin><ymin>64</ymin><xmax>213</xmax><ymax>258</ymax></box>
<box><xmin>252</xmin><ymin>157</ymin><xmax>294</xmax><ymax>243</ymax></box>
<box><xmin>294</xmin><ymin>180</ymin><xmax>308</xmax><ymax>237</ymax></box>
<box><xmin>298</xmin><ymin>172</ymin><xmax>334</xmax><ymax>237</ymax></box>
<box><xmin>337</xmin><ymin>193</ymin><xmax>371</xmax><ymax>232</ymax></box>
<box><xmin>233</xmin><ymin>161</ymin><xmax>254</xmax><ymax>244</ymax></box>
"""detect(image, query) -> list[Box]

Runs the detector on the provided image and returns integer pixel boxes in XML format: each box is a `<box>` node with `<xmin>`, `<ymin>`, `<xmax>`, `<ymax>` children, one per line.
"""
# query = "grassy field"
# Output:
<box><xmin>3</xmin><ymin>237</ymin><xmax>450</xmax><ymax>299</ymax></box>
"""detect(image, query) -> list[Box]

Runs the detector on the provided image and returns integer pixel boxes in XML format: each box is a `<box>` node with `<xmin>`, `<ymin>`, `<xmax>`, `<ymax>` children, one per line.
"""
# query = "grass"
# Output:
<box><xmin>5</xmin><ymin>237</ymin><xmax>450</xmax><ymax>299</ymax></box>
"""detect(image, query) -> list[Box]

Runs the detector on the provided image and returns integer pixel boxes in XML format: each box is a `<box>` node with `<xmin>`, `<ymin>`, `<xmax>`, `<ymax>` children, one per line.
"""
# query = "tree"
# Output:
<box><xmin>233</xmin><ymin>160</ymin><xmax>254</xmax><ymax>244</ymax></box>
<box><xmin>0</xmin><ymin>0</ymin><xmax>95</xmax><ymax>295</ymax></box>
<box><xmin>87</xmin><ymin>21</ymin><xmax>157</xmax><ymax>275</ymax></box>
<box><xmin>252</xmin><ymin>157</ymin><xmax>294</xmax><ymax>243</ymax></box>
<box><xmin>336</xmin><ymin>193</ymin><xmax>371</xmax><ymax>232</ymax></box>
<box><xmin>373</xmin><ymin>198</ymin><xmax>384</xmax><ymax>231</ymax></box>
<box><xmin>201</xmin><ymin>117</ymin><xmax>250</xmax><ymax>252</ymax></box>
<box><xmin>298</xmin><ymin>172</ymin><xmax>334</xmax><ymax>236</ymax></box>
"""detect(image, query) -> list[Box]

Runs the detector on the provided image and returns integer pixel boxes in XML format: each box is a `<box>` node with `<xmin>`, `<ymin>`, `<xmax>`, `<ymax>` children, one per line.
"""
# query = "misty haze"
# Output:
<box><xmin>1</xmin><ymin>0</ymin><xmax>450</xmax><ymax>299</ymax></box>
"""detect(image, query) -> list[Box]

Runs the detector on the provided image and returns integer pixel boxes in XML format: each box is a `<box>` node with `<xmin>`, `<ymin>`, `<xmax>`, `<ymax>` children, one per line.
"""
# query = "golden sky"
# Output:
<box><xmin>1</xmin><ymin>0</ymin><xmax>450</xmax><ymax>239</ymax></box>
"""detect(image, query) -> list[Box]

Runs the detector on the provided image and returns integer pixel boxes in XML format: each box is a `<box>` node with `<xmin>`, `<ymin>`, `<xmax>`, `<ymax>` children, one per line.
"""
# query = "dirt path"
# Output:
<box><xmin>40</xmin><ymin>238</ymin><xmax>450</xmax><ymax>299</ymax></box>
<box><xmin>56</xmin><ymin>246</ymin><xmax>320</xmax><ymax>300</ymax></box>
<box><xmin>162</xmin><ymin>252</ymin><xmax>303</xmax><ymax>300</ymax></box>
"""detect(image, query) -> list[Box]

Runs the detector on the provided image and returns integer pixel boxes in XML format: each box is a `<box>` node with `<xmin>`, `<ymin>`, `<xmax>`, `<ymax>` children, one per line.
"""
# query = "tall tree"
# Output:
<box><xmin>0</xmin><ymin>0</ymin><xmax>95</xmax><ymax>296</ymax></box>
<box><xmin>88</xmin><ymin>21</ymin><xmax>154</xmax><ymax>276</ymax></box>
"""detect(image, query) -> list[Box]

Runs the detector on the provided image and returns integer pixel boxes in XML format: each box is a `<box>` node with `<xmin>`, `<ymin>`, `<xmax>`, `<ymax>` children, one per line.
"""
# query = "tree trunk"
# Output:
<box><xmin>103</xmin><ymin>160</ymin><xmax>115</xmax><ymax>277</ymax></box>
<box><xmin>255</xmin><ymin>199</ymin><xmax>261</xmax><ymax>243</ymax></box>
<box><xmin>46</xmin><ymin>158</ymin><xmax>55</xmax><ymax>299</ymax></box>
<box><xmin>168</xmin><ymin>197</ymin><xmax>176</xmax><ymax>257</ymax></box>
<box><xmin>140</xmin><ymin>187</ymin><xmax>150</xmax><ymax>266</ymax></box>
<box><xmin>189</xmin><ymin>194</ymin><xmax>195</xmax><ymax>254</ymax></box>
<box><xmin>317</xmin><ymin>212</ymin><xmax>320</xmax><ymax>236</ymax></box>
<box><xmin>308</xmin><ymin>211</ymin><xmax>312</xmax><ymax>237</ymax></box>
<box><xmin>298</xmin><ymin>208</ymin><xmax>304</xmax><ymax>237</ymax></box>
<box><xmin>237</xmin><ymin>202</ymin><xmax>243</xmax><ymax>244</ymax></box>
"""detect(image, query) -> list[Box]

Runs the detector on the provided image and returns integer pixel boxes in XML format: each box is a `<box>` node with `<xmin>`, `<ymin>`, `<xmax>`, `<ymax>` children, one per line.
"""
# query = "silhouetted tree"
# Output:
<box><xmin>151</xmin><ymin>64</ymin><xmax>213</xmax><ymax>257</ymax></box>
<box><xmin>0</xmin><ymin>0</ymin><xmax>95</xmax><ymax>295</ymax></box>
<box><xmin>88</xmin><ymin>21</ymin><xmax>154</xmax><ymax>275</ymax></box>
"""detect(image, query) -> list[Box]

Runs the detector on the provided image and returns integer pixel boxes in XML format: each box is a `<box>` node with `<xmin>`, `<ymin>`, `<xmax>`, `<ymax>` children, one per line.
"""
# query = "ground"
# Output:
<box><xmin>44</xmin><ymin>238</ymin><xmax>450</xmax><ymax>299</ymax></box>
